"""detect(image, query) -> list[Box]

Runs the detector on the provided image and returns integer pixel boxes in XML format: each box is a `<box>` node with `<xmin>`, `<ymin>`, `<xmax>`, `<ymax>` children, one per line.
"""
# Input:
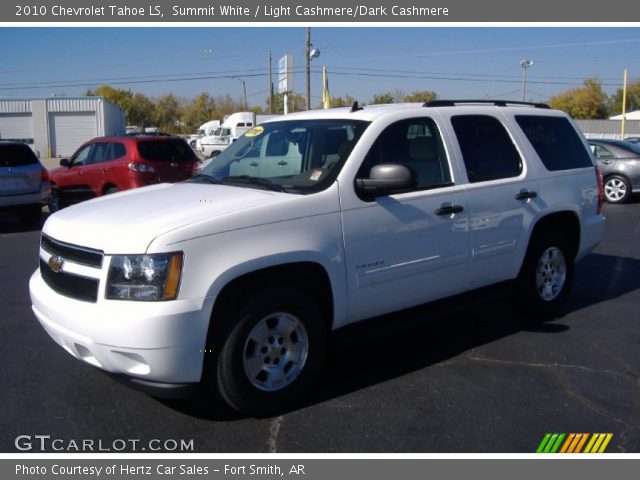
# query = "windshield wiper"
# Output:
<box><xmin>222</xmin><ymin>175</ymin><xmax>288</xmax><ymax>192</ymax></box>
<box><xmin>188</xmin><ymin>174</ymin><xmax>225</xmax><ymax>184</ymax></box>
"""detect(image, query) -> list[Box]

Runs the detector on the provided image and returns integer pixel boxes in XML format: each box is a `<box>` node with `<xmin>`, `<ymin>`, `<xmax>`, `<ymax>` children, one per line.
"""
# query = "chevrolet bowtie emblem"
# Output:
<box><xmin>48</xmin><ymin>255</ymin><xmax>64</xmax><ymax>273</ymax></box>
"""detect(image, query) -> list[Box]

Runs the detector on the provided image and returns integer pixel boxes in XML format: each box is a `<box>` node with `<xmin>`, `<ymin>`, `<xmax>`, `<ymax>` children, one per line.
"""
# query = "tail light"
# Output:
<box><xmin>596</xmin><ymin>166</ymin><xmax>604</xmax><ymax>214</ymax></box>
<box><xmin>41</xmin><ymin>168</ymin><xmax>50</xmax><ymax>182</ymax></box>
<box><xmin>128</xmin><ymin>162</ymin><xmax>156</xmax><ymax>173</ymax></box>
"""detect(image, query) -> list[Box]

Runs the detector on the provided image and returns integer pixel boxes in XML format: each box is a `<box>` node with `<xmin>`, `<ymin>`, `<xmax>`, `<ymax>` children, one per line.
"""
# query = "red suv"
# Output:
<box><xmin>49</xmin><ymin>135</ymin><xmax>199</xmax><ymax>211</ymax></box>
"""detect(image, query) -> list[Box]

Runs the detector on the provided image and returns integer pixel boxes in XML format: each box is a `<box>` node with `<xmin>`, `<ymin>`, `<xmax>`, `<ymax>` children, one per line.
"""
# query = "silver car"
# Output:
<box><xmin>0</xmin><ymin>142</ymin><xmax>51</xmax><ymax>224</ymax></box>
<box><xmin>588</xmin><ymin>139</ymin><xmax>640</xmax><ymax>204</ymax></box>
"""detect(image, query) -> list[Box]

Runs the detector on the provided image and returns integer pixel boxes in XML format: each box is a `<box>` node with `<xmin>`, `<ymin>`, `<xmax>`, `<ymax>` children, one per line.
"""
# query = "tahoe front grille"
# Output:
<box><xmin>40</xmin><ymin>259</ymin><xmax>99</xmax><ymax>303</ymax></box>
<box><xmin>41</xmin><ymin>234</ymin><xmax>104</xmax><ymax>268</ymax></box>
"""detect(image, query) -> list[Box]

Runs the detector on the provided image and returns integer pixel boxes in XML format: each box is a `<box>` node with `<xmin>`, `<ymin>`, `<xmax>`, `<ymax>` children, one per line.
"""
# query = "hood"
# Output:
<box><xmin>42</xmin><ymin>183</ymin><xmax>290</xmax><ymax>253</ymax></box>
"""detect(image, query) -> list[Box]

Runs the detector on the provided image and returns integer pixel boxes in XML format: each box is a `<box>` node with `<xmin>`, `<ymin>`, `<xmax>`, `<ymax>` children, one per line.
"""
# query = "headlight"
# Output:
<box><xmin>106</xmin><ymin>253</ymin><xmax>183</xmax><ymax>301</ymax></box>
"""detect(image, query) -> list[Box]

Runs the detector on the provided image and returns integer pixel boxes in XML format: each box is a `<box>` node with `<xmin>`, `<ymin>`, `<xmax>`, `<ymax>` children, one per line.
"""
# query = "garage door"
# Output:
<box><xmin>0</xmin><ymin>113</ymin><xmax>33</xmax><ymax>140</ymax></box>
<box><xmin>49</xmin><ymin>112</ymin><xmax>97</xmax><ymax>157</ymax></box>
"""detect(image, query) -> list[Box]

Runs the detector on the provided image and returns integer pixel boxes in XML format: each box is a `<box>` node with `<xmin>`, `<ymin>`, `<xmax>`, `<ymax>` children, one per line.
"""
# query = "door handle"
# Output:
<box><xmin>277</xmin><ymin>161</ymin><xmax>288</xmax><ymax>166</ymax></box>
<box><xmin>435</xmin><ymin>203</ymin><xmax>464</xmax><ymax>216</ymax></box>
<box><xmin>515</xmin><ymin>189</ymin><xmax>538</xmax><ymax>201</ymax></box>
<box><xmin>249</xmin><ymin>162</ymin><xmax>259</xmax><ymax>167</ymax></box>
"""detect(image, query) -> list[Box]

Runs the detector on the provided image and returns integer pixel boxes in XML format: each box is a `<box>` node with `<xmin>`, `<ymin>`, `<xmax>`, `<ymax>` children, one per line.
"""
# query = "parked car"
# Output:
<box><xmin>31</xmin><ymin>101</ymin><xmax>605</xmax><ymax>416</ymax></box>
<box><xmin>588</xmin><ymin>138</ymin><xmax>640</xmax><ymax>203</ymax></box>
<box><xmin>49</xmin><ymin>135</ymin><xmax>199</xmax><ymax>211</ymax></box>
<box><xmin>624</xmin><ymin>136</ymin><xmax>640</xmax><ymax>145</ymax></box>
<box><xmin>0</xmin><ymin>141</ymin><xmax>50</xmax><ymax>224</ymax></box>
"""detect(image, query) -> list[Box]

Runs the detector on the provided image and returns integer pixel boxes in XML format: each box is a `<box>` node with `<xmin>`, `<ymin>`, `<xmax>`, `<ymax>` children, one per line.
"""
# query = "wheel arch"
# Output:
<box><xmin>205</xmin><ymin>261</ymin><xmax>334</xmax><ymax>345</ymax></box>
<box><xmin>526</xmin><ymin>211</ymin><xmax>581</xmax><ymax>263</ymax></box>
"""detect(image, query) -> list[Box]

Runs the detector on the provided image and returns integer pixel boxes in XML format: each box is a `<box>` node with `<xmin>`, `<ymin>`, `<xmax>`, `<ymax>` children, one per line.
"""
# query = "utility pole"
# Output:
<box><xmin>268</xmin><ymin>51</ymin><xmax>273</xmax><ymax>114</ymax></box>
<box><xmin>305</xmin><ymin>27</ymin><xmax>311</xmax><ymax>110</ymax></box>
<box><xmin>520</xmin><ymin>59</ymin><xmax>534</xmax><ymax>102</ymax></box>
<box><xmin>621</xmin><ymin>69</ymin><xmax>628</xmax><ymax>139</ymax></box>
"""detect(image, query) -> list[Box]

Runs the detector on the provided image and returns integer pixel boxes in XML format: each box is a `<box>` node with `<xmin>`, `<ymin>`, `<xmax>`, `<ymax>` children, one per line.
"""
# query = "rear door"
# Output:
<box><xmin>446</xmin><ymin>113</ymin><xmax>534</xmax><ymax>289</ymax></box>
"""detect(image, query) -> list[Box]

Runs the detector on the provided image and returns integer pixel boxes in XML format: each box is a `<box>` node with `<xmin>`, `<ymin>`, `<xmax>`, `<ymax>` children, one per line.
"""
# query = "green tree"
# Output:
<box><xmin>327</xmin><ymin>95</ymin><xmax>357</xmax><ymax>108</ymax></box>
<box><xmin>371</xmin><ymin>92</ymin><xmax>395</xmax><ymax>104</ymax></box>
<box><xmin>153</xmin><ymin>93</ymin><xmax>181</xmax><ymax>132</ymax></box>
<box><xmin>266</xmin><ymin>92</ymin><xmax>306</xmax><ymax>114</ymax></box>
<box><xmin>548</xmin><ymin>78</ymin><xmax>608</xmax><ymax>119</ymax></box>
<box><xmin>608</xmin><ymin>79</ymin><xmax>640</xmax><ymax>116</ymax></box>
<box><xmin>127</xmin><ymin>92</ymin><xmax>155</xmax><ymax>128</ymax></box>
<box><xmin>404</xmin><ymin>90</ymin><xmax>438</xmax><ymax>103</ymax></box>
<box><xmin>181</xmin><ymin>92</ymin><xmax>218</xmax><ymax>131</ymax></box>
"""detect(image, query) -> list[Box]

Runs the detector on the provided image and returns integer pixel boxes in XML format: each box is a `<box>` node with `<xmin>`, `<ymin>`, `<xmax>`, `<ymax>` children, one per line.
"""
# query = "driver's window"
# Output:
<box><xmin>358</xmin><ymin>117</ymin><xmax>452</xmax><ymax>190</ymax></box>
<box><xmin>72</xmin><ymin>144</ymin><xmax>92</xmax><ymax>166</ymax></box>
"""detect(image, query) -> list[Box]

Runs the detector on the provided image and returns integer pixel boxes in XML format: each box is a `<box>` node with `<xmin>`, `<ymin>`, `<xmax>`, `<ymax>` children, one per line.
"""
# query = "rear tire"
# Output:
<box><xmin>211</xmin><ymin>286</ymin><xmax>327</xmax><ymax>417</ymax></box>
<box><xmin>604</xmin><ymin>175</ymin><xmax>631</xmax><ymax>204</ymax></box>
<box><xmin>515</xmin><ymin>230</ymin><xmax>574</xmax><ymax>319</ymax></box>
<box><xmin>104</xmin><ymin>186</ymin><xmax>119</xmax><ymax>195</ymax></box>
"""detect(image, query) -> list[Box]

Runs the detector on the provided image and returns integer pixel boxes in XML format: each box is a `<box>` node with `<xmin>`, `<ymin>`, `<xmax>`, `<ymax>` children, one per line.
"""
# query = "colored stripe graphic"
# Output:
<box><xmin>537</xmin><ymin>433</ymin><xmax>613</xmax><ymax>453</ymax></box>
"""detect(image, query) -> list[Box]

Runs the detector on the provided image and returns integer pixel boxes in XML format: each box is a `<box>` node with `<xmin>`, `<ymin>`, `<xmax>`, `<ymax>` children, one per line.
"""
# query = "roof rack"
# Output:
<box><xmin>424</xmin><ymin>99</ymin><xmax>550</xmax><ymax>109</ymax></box>
<box><xmin>350</xmin><ymin>101</ymin><xmax>364</xmax><ymax>113</ymax></box>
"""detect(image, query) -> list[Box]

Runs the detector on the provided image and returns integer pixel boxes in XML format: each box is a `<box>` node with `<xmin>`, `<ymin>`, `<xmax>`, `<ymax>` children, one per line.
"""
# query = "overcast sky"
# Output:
<box><xmin>1</xmin><ymin>27</ymin><xmax>638</xmax><ymax>108</ymax></box>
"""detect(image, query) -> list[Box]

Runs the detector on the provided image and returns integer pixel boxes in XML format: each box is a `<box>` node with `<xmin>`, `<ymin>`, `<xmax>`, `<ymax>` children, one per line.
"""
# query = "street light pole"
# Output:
<box><xmin>305</xmin><ymin>28</ymin><xmax>311</xmax><ymax>110</ymax></box>
<box><xmin>232</xmin><ymin>76</ymin><xmax>248</xmax><ymax>110</ymax></box>
<box><xmin>520</xmin><ymin>59</ymin><xmax>534</xmax><ymax>102</ymax></box>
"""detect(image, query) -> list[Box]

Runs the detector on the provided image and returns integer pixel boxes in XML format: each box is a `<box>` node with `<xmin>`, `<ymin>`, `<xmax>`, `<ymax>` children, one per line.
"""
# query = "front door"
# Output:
<box><xmin>340</xmin><ymin>116</ymin><xmax>470</xmax><ymax>322</ymax></box>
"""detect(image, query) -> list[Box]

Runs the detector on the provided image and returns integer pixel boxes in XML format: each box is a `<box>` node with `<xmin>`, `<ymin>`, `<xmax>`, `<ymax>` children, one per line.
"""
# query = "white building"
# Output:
<box><xmin>609</xmin><ymin>110</ymin><xmax>640</xmax><ymax>120</ymax></box>
<box><xmin>0</xmin><ymin>96</ymin><xmax>125</xmax><ymax>157</ymax></box>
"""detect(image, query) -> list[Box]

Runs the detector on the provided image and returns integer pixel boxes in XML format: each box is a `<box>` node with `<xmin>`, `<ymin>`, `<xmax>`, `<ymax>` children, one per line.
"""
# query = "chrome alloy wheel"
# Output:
<box><xmin>604</xmin><ymin>178</ymin><xmax>627</xmax><ymax>202</ymax></box>
<box><xmin>243</xmin><ymin>312</ymin><xmax>309</xmax><ymax>392</ymax></box>
<box><xmin>536</xmin><ymin>247</ymin><xmax>567</xmax><ymax>302</ymax></box>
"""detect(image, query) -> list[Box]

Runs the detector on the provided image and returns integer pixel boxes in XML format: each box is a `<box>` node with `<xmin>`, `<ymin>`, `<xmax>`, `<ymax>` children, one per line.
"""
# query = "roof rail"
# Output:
<box><xmin>424</xmin><ymin>99</ymin><xmax>550</xmax><ymax>109</ymax></box>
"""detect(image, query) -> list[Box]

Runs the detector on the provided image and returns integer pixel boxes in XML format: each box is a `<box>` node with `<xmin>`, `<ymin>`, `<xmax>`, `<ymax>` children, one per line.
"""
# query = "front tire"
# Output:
<box><xmin>48</xmin><ymin>188</ymin><xmax>61</xmax><ymax>212</ymax></box>
<box><xmin>213</xmin><ymin>286</ymin><xmax>327</xmax><ymax>417</ymax></box>
<box><xmin>604</xmin><ymin>175</ymin><xmax>631</xmax><ymax>204</ymax></box>
<box><xmin>515</xmin><ymin>230</ymin><xmax>574</xmax><ymax>319</ymax></box>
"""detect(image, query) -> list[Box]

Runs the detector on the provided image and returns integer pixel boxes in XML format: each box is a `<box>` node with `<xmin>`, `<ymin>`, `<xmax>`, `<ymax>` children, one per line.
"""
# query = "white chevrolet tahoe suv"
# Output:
<box><xmin>30</xmin><ymin>100</ymin><xmax>605</xmax><ymax>416</ymax></box>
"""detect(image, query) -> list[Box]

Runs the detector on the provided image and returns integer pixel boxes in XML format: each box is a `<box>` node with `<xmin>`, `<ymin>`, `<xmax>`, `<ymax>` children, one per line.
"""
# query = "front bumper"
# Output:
<box><xmin>30</xmin><ymin>268</ymin><xmax>214</xmax><ymax>384</ymax></box>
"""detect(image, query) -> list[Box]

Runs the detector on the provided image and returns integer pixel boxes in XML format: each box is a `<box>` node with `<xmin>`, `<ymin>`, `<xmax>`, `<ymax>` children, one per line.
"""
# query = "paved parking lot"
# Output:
<box><xmin>0</xmin><ymin>201</ymin><xmax>638</xmax><ymax>453</ymax></box>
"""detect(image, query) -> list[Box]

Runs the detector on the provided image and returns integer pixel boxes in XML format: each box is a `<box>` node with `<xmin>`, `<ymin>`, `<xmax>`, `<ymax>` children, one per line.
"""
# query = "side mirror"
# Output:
<box><xmin>59</xmin><ymin>158</ymin><xmax>70</xmax><ymax>167</ymax></box>
<box><xmin>356</xmin><ymin>164</ymin><xmax>417</xmax><ymax>196</ymax></box>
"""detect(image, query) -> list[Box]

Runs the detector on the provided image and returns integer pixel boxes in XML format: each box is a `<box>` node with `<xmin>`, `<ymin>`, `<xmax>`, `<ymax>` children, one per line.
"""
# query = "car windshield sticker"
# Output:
<box><xmin>309</xmin><ymin>169</ymin><xmax>323</xmax><ymax>181</ymax></box>
<box><xmin>244</xmin><ymin>126</ymin><xmax>264</xmax><ymax>137</ymax></box>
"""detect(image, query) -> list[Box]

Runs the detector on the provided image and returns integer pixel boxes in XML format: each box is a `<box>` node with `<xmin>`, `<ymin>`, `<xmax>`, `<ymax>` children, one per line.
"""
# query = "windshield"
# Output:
<box><xmin>196</xmin><ymin>119</ymin><xmax>369</xmax><ymax>194</ymax></box>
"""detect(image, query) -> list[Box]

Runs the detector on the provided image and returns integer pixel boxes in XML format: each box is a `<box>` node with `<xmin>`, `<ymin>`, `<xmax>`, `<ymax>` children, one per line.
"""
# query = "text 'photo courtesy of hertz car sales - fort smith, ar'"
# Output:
<box><xmin>30</xmin><ymin>100</ymin><xmax>605</xmax><ymax>416</ymax></box>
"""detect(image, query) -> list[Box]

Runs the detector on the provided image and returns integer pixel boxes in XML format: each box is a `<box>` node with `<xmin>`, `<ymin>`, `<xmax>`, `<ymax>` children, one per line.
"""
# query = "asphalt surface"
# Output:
<box><xmin>1</xmin><ymin>200</ymin><xmax>639</xmax><ymax>453</ymax></box>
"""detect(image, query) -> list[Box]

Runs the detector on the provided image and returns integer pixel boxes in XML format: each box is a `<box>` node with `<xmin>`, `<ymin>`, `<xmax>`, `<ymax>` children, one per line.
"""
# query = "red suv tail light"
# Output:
<box><xmin>128</xmin><ymin>162</ymin><xmax>156</xmax><ymax>173</ymax></box>
<box><xmin>596</xmin><ymin>166</ymin><xmax>604</xmax><ymax>214</ymax></box>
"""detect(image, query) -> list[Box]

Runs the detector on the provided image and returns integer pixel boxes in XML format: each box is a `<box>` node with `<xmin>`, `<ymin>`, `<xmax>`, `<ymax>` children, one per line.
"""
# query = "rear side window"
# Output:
<box><xmin>113</xmin><ymin>142</ymin><xmax>126</xmax><ymax>159</ymax></box>
<box><xmin>137</xmin><ymin>140</ymin><xmax>194</xmax><ymax>162</ymax></box>
<box><xmin>0</xmin><ymin>144</ymin><xmax>38</xmax><ymax>167</ymax></box>
<box><xmin>451</xmin><ymin>115</ymin><xmax>522</xmax><ymax>183</ymax></box>
<box><xmin>516</xmin><ymin>115</ymin><xmax>593</xmax><ymax>171</ymax></box>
